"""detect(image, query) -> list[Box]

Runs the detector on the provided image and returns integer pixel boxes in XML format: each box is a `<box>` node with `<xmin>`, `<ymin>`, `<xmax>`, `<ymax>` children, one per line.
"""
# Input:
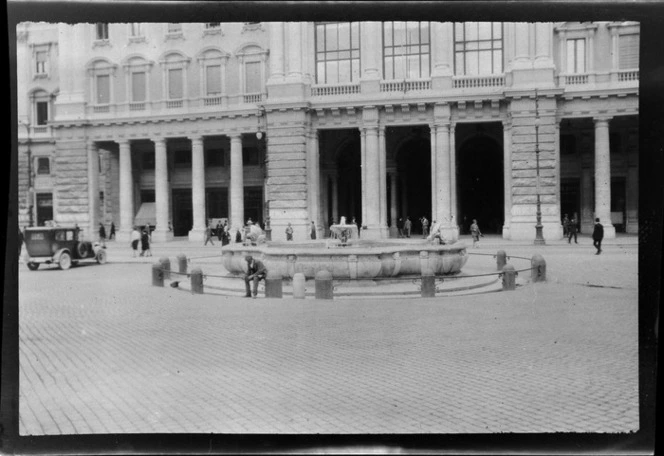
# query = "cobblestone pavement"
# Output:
<box><xmin>17</xmin><ymin>236</ymin><xmax>639</xmax><ymax>435</ymax></box>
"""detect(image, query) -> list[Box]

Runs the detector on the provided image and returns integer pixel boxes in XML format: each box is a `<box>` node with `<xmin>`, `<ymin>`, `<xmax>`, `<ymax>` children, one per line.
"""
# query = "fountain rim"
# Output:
<box><xmin>221</xmin><ymin>240</ymin><xmax>469</xmax><ymax>256</ymax></box>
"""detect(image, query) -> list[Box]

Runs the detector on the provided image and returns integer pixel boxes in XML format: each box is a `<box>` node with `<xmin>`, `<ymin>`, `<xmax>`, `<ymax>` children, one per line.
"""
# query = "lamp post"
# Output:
<box><xmin>19</xmin><ymin>120</ymin><xmax>34</xmax><ymax>227</ymax></box>
<box><xmin>534</xmin><ymin>91</ymin><xmax>545</xmax><ymax>245</ymax></box>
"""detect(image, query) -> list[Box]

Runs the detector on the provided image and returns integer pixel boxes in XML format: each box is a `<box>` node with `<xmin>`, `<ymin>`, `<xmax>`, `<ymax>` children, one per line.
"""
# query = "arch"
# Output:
<box><xmin>196</xmin><ymin>46</ymin><xmax>230</xmax><ymax>60</ymax></box>
<box><xmin>157</xmin><ymin>50</ymin><xmax>191</xmax><ymax>65</ymax></box>
<box><xmin>85</xmin><ymin>57</ymin><xmax>117</xmax><ymax>72</ymax></box>
<box><xmin>234</xmin><ymin>42</ymin><xmax>266</xmax><ymax>57</ymax></box>
<box><xmin>28</xmin><ymin>87</ymin><xmax>52</xmax><ymax>98</ymax></box>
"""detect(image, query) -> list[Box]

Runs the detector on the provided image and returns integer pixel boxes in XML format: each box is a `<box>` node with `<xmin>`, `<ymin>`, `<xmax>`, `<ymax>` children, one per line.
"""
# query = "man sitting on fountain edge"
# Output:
<box><xmin>244</xmin><ymin>255</ymin><xmax>267</xmax><ymax>298</ymax></box>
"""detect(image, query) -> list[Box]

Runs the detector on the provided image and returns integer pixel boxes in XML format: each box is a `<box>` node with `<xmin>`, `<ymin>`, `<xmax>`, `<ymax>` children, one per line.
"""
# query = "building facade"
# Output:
<box><xmin>16</xmin><ymin>21</ymin><xmax>639</xmax><ymax>242</ymax></box>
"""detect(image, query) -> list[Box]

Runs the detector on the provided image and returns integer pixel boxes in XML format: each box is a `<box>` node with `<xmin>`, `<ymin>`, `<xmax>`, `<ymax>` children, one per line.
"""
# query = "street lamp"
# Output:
<box><xmin>19</xmin><ymin>120</ymin><xmax>35</xmax><ymax>227</ymax></box>
<box><xmin>534</xmin><ymin>91</ymin><xmax>545</xmax><ymax>245</ymax></box>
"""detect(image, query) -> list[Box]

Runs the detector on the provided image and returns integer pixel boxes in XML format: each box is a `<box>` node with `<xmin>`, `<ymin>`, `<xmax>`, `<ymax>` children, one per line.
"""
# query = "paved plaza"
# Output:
<box><xmin>17</xmin><ymin>234</ymin><xmax>639</xmax><ymax>435</ymax></box>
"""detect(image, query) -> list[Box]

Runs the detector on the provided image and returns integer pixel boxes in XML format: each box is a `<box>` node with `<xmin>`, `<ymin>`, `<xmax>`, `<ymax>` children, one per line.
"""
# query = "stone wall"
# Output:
<box><xmin>54</xmin><ymin>139</ymin><xmax>91</xmax><ymax>236</ymax></box>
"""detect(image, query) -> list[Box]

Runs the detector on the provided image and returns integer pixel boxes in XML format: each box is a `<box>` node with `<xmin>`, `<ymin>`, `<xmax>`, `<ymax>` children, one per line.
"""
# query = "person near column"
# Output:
<box><xmin>130</xmin><ymin>226</ymin><xmax>141</xmax><ymax>257</ymax></box>
<box><xmin>204</xmin><ymin>221</ymin><xmax>215</xmax><ymax>246</ymax></box>
<box><xmin>470</xmin><ymin>219</ymin><xmax>482</xmax><ymax>248</ymax></box>
<box><xmin>140</xmin><ymin>227</ymin><xmax>152</xmax><ymax>257</ymax></box>
<box><xmin>221</xmin><ymin>221</ymin><xmax>230</xmax><ymax>246</ymax></box>
<box><xmin>98</xmin><ymin>223</ymin><xmax>107</xmax><ymax>248</ymax></box>
<box><xmin>568</xmin><ymin>216</ymin><xmax>578</xmax><ymax>244</ymax></box>
<box><xmin>244</xmin><ymin>255</ymin><xmax>267</xmax><ymax>298</ymax></box>
<box><xmin>562</xmin><ymin>214</ymin><xmax>570</xmax><ymax>238</ymax></box>
<box><xmin>421</xmin><ymin>216</ymin><xmax>429</xmax><ymax>239</ymax></box>
<box><xmin>310</xmin><ymin>221</ymin><xmax>317</xmax><ymax>240</ymax></box>
<box><xmin>286</xmin><ymin>222</ymin><xmax>294</xmax><ymax>241</ymax></box>
<box><xmin>397</xmin><ymin>217</ymin><xmax>404</xmax><ymax>238</ymax></box>
<box><xmin>404</xmin><ymin>216</ymin><xmax>412</xmax><ymax>238</ymax></box>
<box><xmin>109</xmin><ymin>221</ymin><xmax>116</xmax><ymax>240</ymax></box>
<box><xmin>592</xmin><ymin>218</ymin><xmax>604</xmax><ymax>255</ymax></box>
<box><xmin>216</xmin><ymin>220</ymin><xmax>223</xmax><ymax>242</ymax></box>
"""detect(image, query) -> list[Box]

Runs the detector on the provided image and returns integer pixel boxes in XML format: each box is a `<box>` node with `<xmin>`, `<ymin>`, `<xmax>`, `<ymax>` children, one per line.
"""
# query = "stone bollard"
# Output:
<box><xmin>265</xmin><ymin>272</ymin><xmax>283</xmax><ymax>298</ymax></box>
<box><xmin>421</xmin><ymin>274</ymin><xmax>436</xmax><ymax>297</ymax></box>
<box><xmin>502</xmin><ymin>264</ymin><xmax>516</xmax><ymax>291</ymax></box>
<box><xmin>496</xmin><ymin>250</ymin><xmax>507</xmax><ymax>270</ymax></box>
<box><xmin>292</xmin><ymin>272</ymin><xmax>306</xmax><ymax>299</ymax></box>
<box><xmin>315</xmin><ymin>270</ymin><xmax>334</xmax><ymax>300</ymax></box>
<box><xmin>159</xmin><ymin>257</ymin><xmax>171</xmax><ymax>280</ymax></box>
<box><xmin>531</xmin><ymin>254</ymin><xmax>547</xmax><ymax>282</ymax></box>
<box><xmin>152</xmin><ymin>262</ymin><xmax>164</xmax><ymax>287</ymax></box>
<box><xmin>177</xmin><ymin>254</ymin><xmax>187</xmax><ymax>275</ymax></box>
<box><xmin>190</xmin><ymin>267</ymin><xmax>204</xmax><ymax>294</ymax></box>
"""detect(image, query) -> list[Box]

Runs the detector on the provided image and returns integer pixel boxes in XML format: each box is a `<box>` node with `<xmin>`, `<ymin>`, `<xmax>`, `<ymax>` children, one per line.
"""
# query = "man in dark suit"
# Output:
<box><xmin>592</xmin><ymin>218</ymin><xmax>604</xmax><ymax>255</ymax></box>
<box><xmin>244</xmin><ymin>255</ymin><xmax>267</xmax><ymax>298</ymax></box>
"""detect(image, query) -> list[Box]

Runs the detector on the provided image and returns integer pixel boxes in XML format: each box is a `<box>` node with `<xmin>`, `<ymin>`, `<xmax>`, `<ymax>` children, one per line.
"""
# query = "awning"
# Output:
<box><xmin>134</xmin><ymin>203</ymin><xmax>156</xmax><ymax>228</ymax></box>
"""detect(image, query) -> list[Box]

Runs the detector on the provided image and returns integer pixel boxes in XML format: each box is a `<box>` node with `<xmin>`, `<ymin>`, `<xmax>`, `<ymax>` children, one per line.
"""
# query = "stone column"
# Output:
<box><xmin>360</xmin><ymin>22</ymin><xmax>381</xmax><ymax>93</ymax></box>
<box><xmin>435</xmin><ymin>123</ymin><xmax>451</xmax><ymax>226</ymax></box>
<box><xmin>389</xmin><ymin>172</ymin><xmax>398</xmax><ymax>237</ymax></box>
<box><xmin>331</xmin><ymin>174</ymin><xmax>339</xmax><ymax>224</ymax></box>
<box><xmin>553</xmin><ymin>119</ymin><xmax>563</xmax><ymax>239</ymax></box>
<box><xmin>513</xmin><ymin>22</ymin><xmax>532</xmax><ymax>69</ymax></box>
<box><xmin>189</xmin><ymin>136</ymin><xmax>206</xmax><ymax>241</ymax></box>
<box><xmin>450</xmin><ymin>123</ymin><xmax>458</xmax><ymax>228</ymax></box>
<box><xmin>229</xmin><ymin>134</ymin><xmax>244</xmax><ymax>236</ymax></box>
<box><xmin>87</xmin><ymin>142</ymin><xmax>100</xmax><ymax>237</ymax></box>
<box><xmin>594</xmin><ymin>118</ymin><xmax>615</xmax><ymax>238</ymax></box>
<box><xmin>502</xmin><ymin>120</ymin><xmax>513</xmax><ymax>238</ymax></box>
<box><xmin>534</xmin><ymin>22</ymin><xmax>554</xmax><ymax>68</ymax></box>
<box><xmin>429</xmin><ymin>124</ymin><xmax>438</xmax><ymax>222</ymax></box>
<box><xmin>581</xmin><ymin>167</ymin><xmax>593</xmax><ymax>234</ymax></box>
<box><xmin>361</xmin><ymin>128</ymin><xmax>367</xmax><ymax>226</ymax></box>
<box><xmin>118</xmin><ymin>140</ymin><xmax>134</xmax><ymax>241</ymax></box>
<box><xmin>378</xmin><ymin>126</ymin><xmax>387</xmax><ymax>236</ymax></box>
<box><xmin>320</xmin><ymin>172</ymin><xmax>329</xmax><ymax>228</ymax></box>
<box><xmin>363</xmin><ymin>126</ymin><xmax>381</xmax><ymax>238</ymax></box>
<box><xmin>307</xmin><ymin>128</ymin><xmax>321</xmax><ymax>235</ymax></box>
<box><xmin>431</xmin><ymin>22</ymin><xmax>453</xmax><ymax>77</ymax></box>
<box><xmin>269</xmin><ymin>22</ymin><xmax>285</xmax><ymax>80</ymax></box>
<box><xmin>153</xmin><ymin>138</ymin><xmax>172</xmax><ymax>242</ymax></box>
<box><xmin>287</xmin><ymin>22</ymin><xmax>302</xmax><ymax>79</ymax></box>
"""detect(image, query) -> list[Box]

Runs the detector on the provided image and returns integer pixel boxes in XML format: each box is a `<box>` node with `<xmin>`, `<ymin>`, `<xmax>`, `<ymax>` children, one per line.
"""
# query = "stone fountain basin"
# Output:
<box><xmin>221</xmin><ymin>240</ymin><xmax>469</xmax><ymax>279</ymax></box>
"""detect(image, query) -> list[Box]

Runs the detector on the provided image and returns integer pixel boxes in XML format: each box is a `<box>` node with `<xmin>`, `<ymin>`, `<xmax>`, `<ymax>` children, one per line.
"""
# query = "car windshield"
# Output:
<box><xmin>54</xmin><ymin>231</ymin><xmax>65</xmax><ymax>241</ymax></box>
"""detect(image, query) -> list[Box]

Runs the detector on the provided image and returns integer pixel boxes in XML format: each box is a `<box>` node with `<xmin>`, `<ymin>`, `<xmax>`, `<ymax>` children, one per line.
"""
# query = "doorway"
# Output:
<box><xmin>171</xmin><ymin>189</ymin><xmax>192</xmax><ymax>236</ymax></box>
<box><xmin>396</xmin><ymin>136</ymin><xmax>431</xmax><ymax>234</ymax></box>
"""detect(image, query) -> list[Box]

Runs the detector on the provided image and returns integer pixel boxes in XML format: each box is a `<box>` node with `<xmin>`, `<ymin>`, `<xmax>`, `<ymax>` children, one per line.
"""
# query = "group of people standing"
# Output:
<box><xmin>204</xmin><ymin>219</ymin><xmax>232</xmax><ymax>246</ymax></box>
<box><xmin>130</xmin><ymin>225</ymin><xmax>152</xmax><ymax>257</ymax></box>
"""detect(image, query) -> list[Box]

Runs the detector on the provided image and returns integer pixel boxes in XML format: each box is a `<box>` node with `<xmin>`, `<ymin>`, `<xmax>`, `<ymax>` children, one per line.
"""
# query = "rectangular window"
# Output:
<box><xmin>37</xmin><ymin>157</ymin><xmax>50</xmax><ymax>174</ymax></box>
<box><xmin>96</xmin><ymin>74</ymin><xmax>110</xmax><ymax>104</ymax></box>
<box><xmin>206</xmin><ymin>65</ymin><xmax>222</xmax><ymax>95</ymax></box>
<box><xmin>244</xmin><ymin>62</ymin><xmax>261</xmax><ymax>93</ymax></box>
<box><xmin>383</xmin><ymin>22</ymin><xmax>430</xmax><ymax>80</ymax></box>
<box><xmin>566</xmin><ymin>38</ymin><xmax>586</xmax><ymax>74</ymax></box>
<box><xmin>454</xmin><ymin>22</ymin><xmax>503</xmax><ymax>75</ymax></box>
<box><xmin>130</xmin><ymin>23</ymin><xmax>143</xmax><ymax>36</ymax></box>
<box><xmin>35</xmin><ymin>51</ymin><xmax>48</xmax><ymax>74</ymax></box>
<box><xmin>315</xmin><ymin>22</ymin><xmax>361</xmax><ymax>84</ymax></box>
<box><xmin>131</xmin><ymin>72</ymin><xmax>146</xmax><ymax>102</ymax></box>
<box><xmin>173</xmin><ymin>149</ymin><xmax>191</xmax><ymax>167</ymax></box>
<box><xmin>205</xmin><ymin>148</ymin><xmax>225</xmax><ymax>167</ymax></box>
<box><xmin>168</xmin><ymin>68</ymin><xmax>183</xmax><ymax>99</ymax></box>
<box><xmin>142</xmin><ymin>151</ymin><xmax>155</xmax><ymax>170</ymax></box>
<box><xmin>36</xmin><ymin>193</ymin><xmax>53</xmax><ymax>226</ymax></box>
<box><xmin>242</xmin><ymin>146</ymin><xmax>260</xmax><ymax>166</ymax></box>
<box><xmin>36</xmin><ymin>101</ymin><xmax>48</xmax><ymax>125</ymax></box>
<box><xmin>96</xmin><ymin>23</ymin><xmax>109</xmax><ymax>40</ymax></box>
<box><xmin>619</xmin><ymin>34</ymin><xmax>639</xmax><ymax>69</ymax></box>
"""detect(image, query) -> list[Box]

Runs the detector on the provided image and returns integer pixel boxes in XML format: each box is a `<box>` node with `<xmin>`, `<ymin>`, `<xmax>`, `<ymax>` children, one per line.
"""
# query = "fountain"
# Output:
<box><xmin>221</xmin><ymin>217</ymin><xmax>469</xmax><ymax>280</ymax></box>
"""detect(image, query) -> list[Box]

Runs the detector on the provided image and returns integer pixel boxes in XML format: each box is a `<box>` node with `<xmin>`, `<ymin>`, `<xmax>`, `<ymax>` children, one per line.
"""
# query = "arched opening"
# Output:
<box><xmin>457</xmin><ymin>134</ymin><xmax>504</xmax><ymax>234</ymax></box>
<box><xmin>335</xmin><ymin>140</ymin><xmax>362</xmax><ymax>224</ymax></box>
<box><xmin>396</xmin><ymin>135</ymin><xmax>431</xmax><ymax>234</ymax></box>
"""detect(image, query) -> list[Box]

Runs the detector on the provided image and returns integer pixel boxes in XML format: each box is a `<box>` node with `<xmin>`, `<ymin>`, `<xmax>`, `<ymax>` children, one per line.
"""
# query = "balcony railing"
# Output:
<box><xmin>618</xmin><ymin>70</ymin><xmax>639</xmax><ymax>82</ymax></box>
<box><xmin>204</xmin><ymin>95</ymin><xmax>224</xmax><ymax>106</ymax></box>
<box><xmin>564</xmin><ymin>74</ymin><xmax>589</xmax><ymax>85</ymax></box>
<box><xmin>93</xmin><ymin>105</ymin><xmax>110</xmax><ymax>113</ymax></box>
<box><xmin>129</xmin><ymin>102</ymin><xmax>146</xmax><ymax>111</ymax></box>
<box><xmin>32</xmin><ymin>125</ymin><xmax>49</xmax><ymax>135</ymax></box>
<box><xmin>166</xmin><ymin>99</ymin><xmax>183</xmax><ymax>109</ymax></box>
<box><xmin>380</xmin><ymin>79</ymin><xmax>432</xmax><ymax>93</ymax></box>
<box><xmin>311</xmin><ymin>83</ymin><xmax>361</xmax><ymax>97</ymax></box>
<box><xmin>453</xmin><ymin>75</ymin><xmax>505</xmax><ymax>89</ymax></box>
<box><xmin>243</xmin><ymin>93</ymin><xmax>264</xmax><ymax>104</ymax></box>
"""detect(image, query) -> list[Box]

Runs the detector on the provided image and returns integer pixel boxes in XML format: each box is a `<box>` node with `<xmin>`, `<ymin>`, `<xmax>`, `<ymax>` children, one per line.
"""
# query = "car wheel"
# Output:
<box><xmin>96</xmin><ymin>249</ymin><xmax>107</xmax><ymax>264</ymax></box>
<box><xmin>27</xmin><ymin>262</ymin><xmax>40</xmax><ymax>271</ymax></box>
<box><xmin>77</xmin><ymin>242</ymin><xmax>89</xmax><ymax>258</ymax></box>
<box><xmin>59</xmin><ymin>252</ymin><xmax>72</xmax><ymax>270</ymax></box>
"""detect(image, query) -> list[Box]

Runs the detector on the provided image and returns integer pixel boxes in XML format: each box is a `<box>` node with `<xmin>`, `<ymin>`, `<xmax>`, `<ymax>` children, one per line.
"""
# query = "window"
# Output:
<box><xmin>36</xmin><ymin>101</ymin><xmax>48</xmax><ymax>125</ymax></box>
<box><xmin>123</xmin><ymin>56</ymin><xmax>153</xmax><ymax>105</ymax></box>
<box><xmin>566</xmin><ymin>38</ymin><xmax>586</xmax><ymax>74</ymax></box>
<box><xmin>454</xmin><ymin>22</ymin><xmax>503</xmax><ymax>75</ymax></box>
<box><xmin>36</xmin><ymin>157</ymin><xmax>50</xmax><ymax>174</ymax></box>
<box><xmin>236</xmin><ymin>45</ymin><xmax>268</xmax><ymax>99</ymax></box>
<box><xmin>35</xmin><ymin>50</ymin><xmax>48</xmax><ymax>74</ymax></box>
<box><xmin>206</xmin><ymin>64</ymin><xmax>222</xmax><ymax>95</ymax></box>
<box><xmin>142</xmin><ymin>151</ymin><xmax>155</xmax><ymax>169</ymax></box>
<box><xmin>129</xmin><ymin>23</ymin><xmax>143</xmax><ymax>37</ymax></box>
<box><xmin>173</xmin><ymin>149</ymin><xmax>191</xmax><ymax>167</ymax></box>
<box><xmin>96</xmin><ymin>74</ymin><xmax>110</xmax><ymax>104</ymax></box>
<box><xmin>205</xmin><ymin>148</ymin><xmax>225</xmax><ymax>167</ymax></box>
<box><xmin>168</xmin><ymin>68</ymin><xmax>183</xmax><ymax>99</ymax></box>
<box><xmin>383</xmin><ymin>22</ymin><xmax>430</xmax><ymax>80</ymax></box>
<box><xmin>244</xmin><ymin>62</ymin><xmax>261</xmax><ymax>94</ymax></box>
<box><xmin>131</xmin><ymin>71</ymin><xmax>147</xmax><ymax>102</ymax></box>
<box><xmin>96</xmin><ymin>23</ymin><xmax>109</xmax><ymax>40</ymax></box>
<box><xmin>242</xmin><ymin>146</ymin><xmax>260</xmax><ymax>166</ymax></box>
<box><xmin>160</xmin><ymin>53</ymin><xmax>190</xmax><ymax>102</ymax></box>
<box><xmin>315</xmin><ymin>22</ymin><xmax>361</xmax><ymax>84</ymax></box>
<box><xmin>619</xmin><ymin>34</ymin><xmax>639</xmax><ymax>69</ymax></box>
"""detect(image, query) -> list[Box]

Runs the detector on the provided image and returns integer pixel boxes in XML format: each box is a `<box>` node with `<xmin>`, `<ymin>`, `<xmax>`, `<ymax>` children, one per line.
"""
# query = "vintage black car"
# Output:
<box><xmin>23</xmin><ymin>226</ymin><xmax>107</xmax><ymax>270</ymax></box>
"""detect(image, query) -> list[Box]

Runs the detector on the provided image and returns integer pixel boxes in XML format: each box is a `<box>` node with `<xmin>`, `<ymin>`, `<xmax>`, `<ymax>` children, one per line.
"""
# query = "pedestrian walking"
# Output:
<box><xmin>98</xmin><ymin>222</ymin><xmax>107</xmax><ymax>247</ymax></box>
<box><xmin>567</xmin><ymin>216</ymin><xmax>578</xmax><ymax>244</ymax></box>
<box><xmin>421</xmin><ymin>216</ymin><xmax>429</xmax><ymax>238</ymax></box>
<box><xmin>404</xmin><ymin>216</ymin><xmax>412</xmax><ymax>238</ymax></box>
<box><xmin>286</xmin><ymin>222</ymin><xmax>294</xmax><ymax>241</ymax></box>
<box><xmin>204</xmin><ymin>222</ymin><xmax>215</xmax><ymax>246</ymax></box>
<box><xmin>130</xmin><ymin>226</ymin><xmax>141</xmax><ymax>257</ymax></box>
<box><xmin>470</xmin><ymin>219</ymin><xmax>482</xmax><ymax>248</ymax></box>
<box><xmin>140</xmin><ymin>228</ymin><xmax>152</xmax><ymax>257</ymax></box>
<box><xmin>109</xmin><ymin>221</ymin><xmax>116</xmax><ymax>240</ymax></box>
<box><xmin>244</xmin><ymin>255</ymin><xmax>267</xmax><ymax>299</ymax></box>
<box><xmin>592</xmin><ymin>217</ymin><xmax>604</xmax><ymax>255</ymax></box>
<box><xmin>216</xmin><ymin>221</ymin><xmax>223</xmax><ymax>242</ymax></box>
<box><xmin>310</xmin><ymin>221</ymin><xmax>317</xmax><ymax>240</ymax></box>
<box><xmin>562</xmin><ymin>214</ymin><xmax>570</xmax><ymax>237</ymax></box>
<box><xmin>397</xmin><ymin>217</ymin><xmax>404</xmax><ymax>238</ymax></box>
<box><xmin>221</xmin><ymin>222</ymin><xmax>230</xmax><ymax>246</ymax></box>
